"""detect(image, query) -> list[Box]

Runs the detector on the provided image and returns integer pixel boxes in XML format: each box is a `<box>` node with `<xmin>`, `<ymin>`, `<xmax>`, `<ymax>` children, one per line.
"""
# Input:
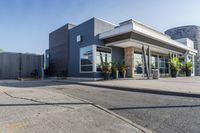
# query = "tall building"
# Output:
<box><xmin>165</xmin><ymin>26</ymin><xmax>200</xmax><ymax>76</ymax></box>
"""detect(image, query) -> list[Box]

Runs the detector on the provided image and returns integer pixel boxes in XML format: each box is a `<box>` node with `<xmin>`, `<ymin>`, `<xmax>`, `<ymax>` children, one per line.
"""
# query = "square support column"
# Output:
<box><xmin>124</xmin><ymin>47</ymin><xmax>134</xmax><ymax>78</ymax></box>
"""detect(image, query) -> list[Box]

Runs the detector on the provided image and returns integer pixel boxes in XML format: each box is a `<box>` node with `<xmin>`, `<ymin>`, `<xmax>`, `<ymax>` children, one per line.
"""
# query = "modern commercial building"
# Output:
<box><xmin>165</xmin><ymin>26</ymin><xmax>200</xmax><ymax>76</ymax></box>
<box><xmin>49</xmin><ymin>17</ymin><xmax>197</xmax><ymax>80</ymax></box>
<box><xmin>0</xmin><ymin>52</ymin><xmax>43</xmax><ymax>79</ymax></box>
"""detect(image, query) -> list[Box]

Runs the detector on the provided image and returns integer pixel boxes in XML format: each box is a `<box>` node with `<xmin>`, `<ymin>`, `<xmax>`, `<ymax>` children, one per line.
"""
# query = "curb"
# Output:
<box><xmin>55</xmin><ymin>80</ymin><xmax>200</xmax><ymax>98</ymax></box>
<box><xmin>65</xmin><ymin>93</ymin><xmax>153</xmax><ymax>133</ymax></box>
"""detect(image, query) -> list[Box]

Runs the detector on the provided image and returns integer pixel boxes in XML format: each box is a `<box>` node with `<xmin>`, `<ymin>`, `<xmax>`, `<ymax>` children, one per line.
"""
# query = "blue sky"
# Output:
<box><xmin>0</xmin><ymin>0</ymin><xmax>200</xmax><ymax>54</ymax></box>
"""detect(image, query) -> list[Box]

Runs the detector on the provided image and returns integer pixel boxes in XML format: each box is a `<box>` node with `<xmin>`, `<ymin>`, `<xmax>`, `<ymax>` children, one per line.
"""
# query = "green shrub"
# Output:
<box><xmin>101</xmin><ymin>62</ymin><xmax>111</xmax><ymax>74</ymax></box>
<box><xmin>169</xmin><ymin>57</ymin><xmax>182</xmax><ymax>71</ymax></box>
<box><xmin>185</xmin><ymin>61</ymin><xmax>193</xmax><ymax>71</ymax></box>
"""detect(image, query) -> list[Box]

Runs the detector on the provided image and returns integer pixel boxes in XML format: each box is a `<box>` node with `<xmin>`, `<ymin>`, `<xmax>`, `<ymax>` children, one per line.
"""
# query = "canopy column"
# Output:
<box><xmin>124</xmin><ymin>47</ymin><xmax>134</xmax><ymax>78</ymax></box>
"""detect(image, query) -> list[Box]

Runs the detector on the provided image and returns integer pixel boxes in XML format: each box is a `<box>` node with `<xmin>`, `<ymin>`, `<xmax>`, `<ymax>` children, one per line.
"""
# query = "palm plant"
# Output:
<box><xmin>118</xmin><ymin>60</ymin><xmax>127</xmax><ymax>78</ymax></box>
<box><xmin>101</xmin><ymin>61</ymin><xmax>111</xmax><ymax>80</ymax></box>
<box><xmin>99</xmin><ymin>52</ymin><xmax>111</xmax><ymax>80</ymax></box>
<box><xmin>111</xmin><ymin>60</ymin><xmax>119</xmax><ymax>79</ymax></box>
<box><xmin>185</xmin><ymin>61</ymin><xmax>193</xmax><ymax>76</ymax></box>
<box><xmin>169</xmin><ymin>57</ymin><xmax>182</xmax><ymax>78</ymax></box>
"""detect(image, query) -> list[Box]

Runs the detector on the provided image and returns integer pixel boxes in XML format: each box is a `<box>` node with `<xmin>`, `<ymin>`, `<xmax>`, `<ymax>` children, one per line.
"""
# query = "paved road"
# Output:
<box><xmin>0</xmin><ymin>85</ymin><xmax>143</xmax><ymax>133</ymax></box>
<box><xmin>46</xmin><ymin>82</ymin><xmax>200</xmax><ymax>133</ymax></box>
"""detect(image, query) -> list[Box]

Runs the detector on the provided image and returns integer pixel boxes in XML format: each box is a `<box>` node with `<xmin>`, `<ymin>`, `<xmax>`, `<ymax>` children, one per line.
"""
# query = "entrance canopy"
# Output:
<box><xmin>99</xmin><ymin>19</ymin><xmax>197</xmax><ymax>55</ymax></box>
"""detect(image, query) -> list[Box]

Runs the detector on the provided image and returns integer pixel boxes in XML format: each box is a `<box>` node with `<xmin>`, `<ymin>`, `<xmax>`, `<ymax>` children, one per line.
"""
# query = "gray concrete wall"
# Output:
<box><xmin>49</xmin><ymin>17</ymin><xmax>119</xmax><ymax>78</ymax></box>
<box><xmin>68</xmin><ymin>18</ymin><xmax>96</xmax><ymax>78</ymax></box>
<box><xmin>68</xmin><ymin>18</ymin><xmax>115</xmax><ymax>78</ymax></box>
<box><xmin>49</xmin><ymin>23</ymin><xmax>75</xmax><ymax>76</ymax></box>
<box><xmin>94</xmin><ymin>18</ymin><xmax>115</xmax><ymax>45</ymax></box>
<box><xmin>111</xmin><ymin>46</ymin><xmax>124</xmax><ymax>61</ymax></box>
<box><xmin>165</xmin><ymin>26</ymin><xmax>200</xmax><ymax>76</ymax></box>
<box><xmin>0</xmin><ymin>53</ymin><xmax>42</xmax><ymax>79</ymax></box>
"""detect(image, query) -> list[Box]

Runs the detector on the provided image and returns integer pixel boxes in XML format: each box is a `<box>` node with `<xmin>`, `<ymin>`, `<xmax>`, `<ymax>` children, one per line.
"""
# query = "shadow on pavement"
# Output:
<box><xmin>108</xmin><ymin>104</ymin><xmax>200</xmax><ymax>110</ymax></box>
<box><xmin>0</xmin><ymin>80</ymin><xmax>71</xmax><ymax>88</ymax></box>
<box><xmin>1</xmin><ymin>80</ymin><xmax>200</xmax><ymax>98</ymax></box>
<box><xmin>57</xmin><ymin>81</ymin><xmax>200</xmax><ymax>99</ymax></box>
<box><xmin>0</xmin><ymin>102</ymin><xmax>92</xmax><ymax>107</ymax></box>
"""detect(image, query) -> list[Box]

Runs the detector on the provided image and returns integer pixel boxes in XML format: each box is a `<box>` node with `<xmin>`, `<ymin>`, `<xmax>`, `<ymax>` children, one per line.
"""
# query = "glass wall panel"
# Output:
<box><xmin>151</xmin><ymin>55</ymin><xmax>158</xmax><ymax>69</ymax></box>
<box><xmin>134</xmin><ymin>53</ymin><xmax>143</xmax><ymax>74</ymax></box>
<box><xmin>80</xmin><ymin>46</ymin><xmax>93</xmax><ymax>72</ymax></box>
<box><xmin>159</xmin><ymin>56</ymin><xmax>169</xmax><ymax>75</ymax></box>
<box><xmin>96</xmin><ymin>46</ymin><xmax>112</xmax><ymax>72</ymax></box>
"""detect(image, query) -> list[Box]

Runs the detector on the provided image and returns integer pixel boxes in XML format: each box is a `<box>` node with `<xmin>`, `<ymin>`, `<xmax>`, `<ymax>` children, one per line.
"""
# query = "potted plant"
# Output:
<box><xmin>169</xmin><ymin>57</ymin><xmax>181</xmax><ymax>78</ymax></box>
<box><xmin>111</xmin><ymin>61</ymin><xmax>119</xmax><ymax>79</ymax></box>
<box><xmin>101</xmin><ymin>62</ymin><xmax>111</xmax><ymax>80</ymax></box>
<box><xmin>119</xmin><ymin>60</ymin><xmax>127</xmax><ymax>78</ymax></box>
<box><xmin>185</xmin><ymin>61</ymin><xmax>193</xmax><ymax>77</ymax></box>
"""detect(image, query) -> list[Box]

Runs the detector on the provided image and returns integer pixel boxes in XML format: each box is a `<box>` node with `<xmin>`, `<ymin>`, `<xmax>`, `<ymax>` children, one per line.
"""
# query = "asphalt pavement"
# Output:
<box><xmin>44</xmin><ymin>82</ymin><xmax>200</xmax><ymax>133</ymax></box>
<box><xmin>0</xmin><ymin>84</ymin><xmax>145</xmax><ymax>133</ymax></box>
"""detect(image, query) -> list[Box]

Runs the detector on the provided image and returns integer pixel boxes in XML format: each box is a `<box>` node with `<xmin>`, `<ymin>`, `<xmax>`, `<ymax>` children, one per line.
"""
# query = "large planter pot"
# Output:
<box><xmin>186</xmin><ymin>69</ymin><xmax>191</xmax><ymax>77</ymax></box>
<box><xmin>103</xmin><ymin>72</ymin><xmax>111</xmax><ymax>80</ymax></box>
<box><xmin>113</xmin><ymin>70</ymin><xmax>119</xmax><ymax>79</ymax></box>
<box><xmin>171</xmin><ymin>69</ymin><xmax>177</xmax><ymax>78</ymax></box>
<box><xmin>123</xmin><ymin>71</ymin><xmax>126</xmax><ymax>78</ymax></box>
<box><xmin>120</xmin><ymin>70</ymin><xmax>126</xmax><ymax>79</ymax></box>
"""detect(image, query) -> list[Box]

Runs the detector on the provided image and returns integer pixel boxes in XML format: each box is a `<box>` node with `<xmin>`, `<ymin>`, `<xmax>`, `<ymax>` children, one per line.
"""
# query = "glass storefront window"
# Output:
<box><xmin>80</xmin><ymin>46</ymin><xmax>93</xmax><ymax>72</ymax></box>
<box><xmin>134</xmin><ymin>53</ymin><xmax>143</xmax><ymax>74</ymax></box>
<box><xmin>159</xmin><ymin>56</ymin><xmax>169</xmax><ymax>75</ymax></box>
<box><xmin>96</xmin><ymin>46</ymin><xmax>112</xmax><ymax>72</ymax></box>
<box><xmin>80</xmin><ymin>45</ymin><xmax>112</xmax><ymax>72</ymax></box>
<box><xmin>133</xmin><ymin>53</ymin><xmax>169</xmax><ymax>76</ymax></box>
<box><xmin>151</xmin><ymin>55</ymin><xmax>158</xmax><ymax>69</ymax></box>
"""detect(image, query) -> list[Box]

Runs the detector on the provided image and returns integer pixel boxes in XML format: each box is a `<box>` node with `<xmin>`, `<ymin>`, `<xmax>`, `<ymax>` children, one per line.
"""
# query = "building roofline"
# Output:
<box><xmin>0</xmin><ymin>51</ymin><xmax>42</xmax><ymax>56</ymax></box>
<box><xmin>99</xmin><ymin>19</ymin><xmax>197</xmax><ymax>53</ymax></box>
<box><xmin>49</xmin><ymin>23</ymin><xmax>76</xmax><ymax>34</ymax></box>
<box><xmin>165</xmin><ymin>25</ymin><xmax>200</xmax><ymax>33</ymax></box>
<box><xmin>93</xmin><ymin>17</ymin><xmax>117</xmax><ymax>26</ymax></box>
<box><xmin>129</xmin><ymin>19</ymin><xmax>171</xmax><ymax>38</ymax></box>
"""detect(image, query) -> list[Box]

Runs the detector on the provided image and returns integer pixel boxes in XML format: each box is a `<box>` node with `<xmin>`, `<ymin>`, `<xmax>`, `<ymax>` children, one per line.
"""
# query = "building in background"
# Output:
<box><xmin>49</xmin><ymin>17</ymin><xmax>197</xmax><ymax>80</ymax></box>
<box><xmin>0</xmin><ymin>52</ymin><xmax>43</xmax><ymax>79</ymax></box>
<box><xmin>165</xmin><ymin>26</ymin><xmax>200</xmax><ymax>76</ymax></box>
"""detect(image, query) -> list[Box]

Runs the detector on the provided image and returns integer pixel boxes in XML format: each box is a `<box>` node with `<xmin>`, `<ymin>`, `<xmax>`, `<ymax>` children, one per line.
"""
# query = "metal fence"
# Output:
<box><xmin>0</xmin><ymin>52</ymin><xmax>42</xmax><ymax>79</ymax></box>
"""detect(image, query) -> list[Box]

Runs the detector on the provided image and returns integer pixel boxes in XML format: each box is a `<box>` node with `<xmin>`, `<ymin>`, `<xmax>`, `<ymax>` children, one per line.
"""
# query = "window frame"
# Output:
<box><xmin>95</xmin><ymin>45</ymin><xmax>112</xmax><ymax>73</ymax></box>
<box><xmin>79</xmin><ymin>45</ymin><xmax>94</xmax><ymax>73</ymax></box>
<box><xmin>79</xmin><ymin>45</ymin><xmax>112</xmax><ymax>73</ymax></box>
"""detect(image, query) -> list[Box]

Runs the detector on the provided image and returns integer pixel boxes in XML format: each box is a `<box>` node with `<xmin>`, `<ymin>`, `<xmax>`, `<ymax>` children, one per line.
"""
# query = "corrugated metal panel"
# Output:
<box><xmin>0</xmin><ymin>53</ymin><xmax>42</xmax><ymax>79</ymax></box>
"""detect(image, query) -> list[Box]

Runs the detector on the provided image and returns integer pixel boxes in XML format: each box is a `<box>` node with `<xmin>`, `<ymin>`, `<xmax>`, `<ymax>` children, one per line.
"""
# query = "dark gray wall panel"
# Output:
<box><xmin>21</xmin><ymin>54</ymin><xmax>42</xmax><ymax>78</ymax></box>
<box><xmin>0</xmin><ymin>53</ymin><xmax>20</xmax><ymax>79</ymax></box>
<box><xmin>49</xmin><ymin>18</ymin><xmax>117</xmax><ymax>78</ymax></box>
<box><xmin>0</xmin><ymin>53</ymin><xmax>42</xmax><ymax>79</ymax></box>
<box><xmin>68</xmin><ymin>18</ymin><xmax>95</xmax><ymax>77</ymax></box>
<box><xmin>68</xmin><ymin>18</ymin><xmax>115</xmax><ymax>78</ymax></box>
<box><xmin>111</xmin><ymin>46</ymin><xmax>124</xmax><ymax>61</ymax></box>
<box><xmin>49</xmin><ymin>24</ymin><xmax>75</xmax><ymax>76</ymax></box>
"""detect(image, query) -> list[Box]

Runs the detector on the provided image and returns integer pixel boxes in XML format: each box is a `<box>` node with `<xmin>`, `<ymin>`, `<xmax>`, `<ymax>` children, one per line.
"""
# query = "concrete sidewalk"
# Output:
<box><xmin>63</xmin><ymin>77</ymin><xmax>200</xmax><ymax>98</ymax></box>
<box><xmin>0</xmin><ymin>86</ymin><xmax>149</xmax><ymax>133</ymax></box>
